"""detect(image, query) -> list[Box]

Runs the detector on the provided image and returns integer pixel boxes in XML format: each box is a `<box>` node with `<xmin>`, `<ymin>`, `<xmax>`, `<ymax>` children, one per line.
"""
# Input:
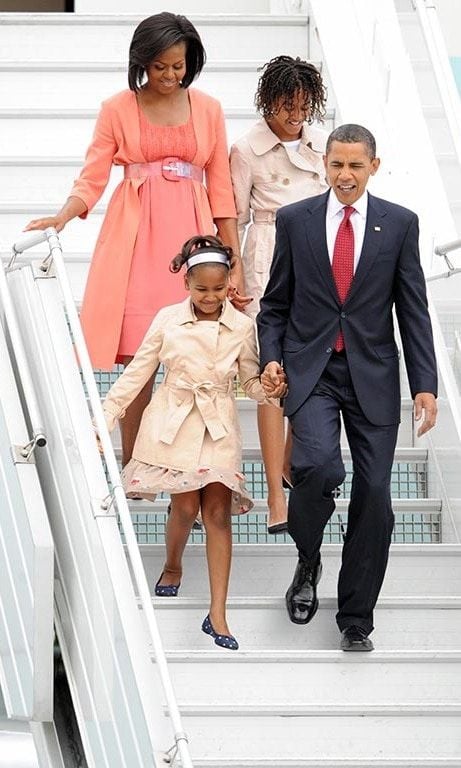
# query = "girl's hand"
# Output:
<box><xmin>92</xmin><ymin>421</ymin><xmax>104</xmax><ymax>454</ymax></box>
<box><xmin>24</xmin><ymin>215</ymin><xmax>66</xmax><ymax>233</ymax></box>
<box><xmin>227</xmin><ymin>284</ymin><xmax>253</xmax><ymax>312</ymax></box>
<box><xmin>261</xmin><ymin>362</ymin><xmax>288</xmax><ymax>398</ymax></box>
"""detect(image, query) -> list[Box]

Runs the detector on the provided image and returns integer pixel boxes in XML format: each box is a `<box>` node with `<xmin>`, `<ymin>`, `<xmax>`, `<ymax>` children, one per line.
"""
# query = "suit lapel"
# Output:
<box><xmin>303</xmin><ymin>192</ymin><xmax>339</xmax><ymax>303</ymax></box>
<box><xmin>345</xmin><ymin>194</ymin><xmax>387</xmax><ymax>304</ymax></box>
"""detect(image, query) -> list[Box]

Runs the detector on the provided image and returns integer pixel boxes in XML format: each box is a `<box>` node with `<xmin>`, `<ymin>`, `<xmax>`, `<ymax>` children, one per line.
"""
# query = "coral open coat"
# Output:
<box><xmin>71</xmin><ymin>88</ymin><xmax>237</xmax><ymax>369</ymax></box>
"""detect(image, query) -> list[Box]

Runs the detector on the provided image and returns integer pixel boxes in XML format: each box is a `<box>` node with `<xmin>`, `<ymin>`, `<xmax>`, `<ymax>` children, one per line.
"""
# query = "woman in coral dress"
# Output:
<box><xmin>25</xmin><ymin>13</ymin><xmax>247</xmax><ymax>465</ymax></box>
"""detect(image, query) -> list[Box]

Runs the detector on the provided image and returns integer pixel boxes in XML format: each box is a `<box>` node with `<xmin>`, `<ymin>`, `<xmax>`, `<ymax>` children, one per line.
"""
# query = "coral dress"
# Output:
<box><xmin>117</xmin><ymin>106</ymin><xmax>212</xmax><ymax>358</ymax></box>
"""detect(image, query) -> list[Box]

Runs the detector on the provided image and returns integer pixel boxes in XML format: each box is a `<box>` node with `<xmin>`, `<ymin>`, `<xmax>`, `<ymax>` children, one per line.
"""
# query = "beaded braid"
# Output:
<box><xmin>255</xmin><ymin>55</ymin><xmax>327</xmax><ymax>124</ymax></box>
<box><xmin>169</xmin><ymin>234</ymin><xmax>233</xmax><ymax>273</ymax></box>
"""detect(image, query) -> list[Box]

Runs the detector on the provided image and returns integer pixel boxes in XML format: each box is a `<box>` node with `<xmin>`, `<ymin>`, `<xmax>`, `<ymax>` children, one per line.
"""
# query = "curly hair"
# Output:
<box><xmin>170</xmin><ymin>235</ymin><xmax>233</xmax><ymax>274</ymax></box>
<box><xmin>255</xmin><ymin>55</ymin><xmax>327</xmax><ymax>124</ymax></box>
<box><xmin>128</xmin><ymin>12</ymin><xmax>206</xmax><ymax>92</ymax></box>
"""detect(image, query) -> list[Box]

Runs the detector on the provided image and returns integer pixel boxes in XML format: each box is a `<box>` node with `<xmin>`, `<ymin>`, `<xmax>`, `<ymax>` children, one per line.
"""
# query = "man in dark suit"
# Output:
<box><xmin>258</xmin><ymin>124</ymin><xmax>437</xmax><ymax>651</ymax></box>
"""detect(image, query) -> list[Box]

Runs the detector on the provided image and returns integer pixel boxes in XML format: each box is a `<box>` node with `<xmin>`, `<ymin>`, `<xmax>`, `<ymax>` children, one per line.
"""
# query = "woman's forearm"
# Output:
<box><xmin>214</xmin><ymin>217</ymin><xmax>245</xmax><ymax>292</ymax></box>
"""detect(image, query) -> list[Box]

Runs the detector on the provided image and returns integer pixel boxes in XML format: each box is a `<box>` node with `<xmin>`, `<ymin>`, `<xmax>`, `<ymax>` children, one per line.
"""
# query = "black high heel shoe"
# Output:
<box><xmin>282</xmin><ymin>474</ymin><xmax>293</xmax><ymax>490</ymax></box>
<box><xmin>267</xmin><ymin>521</ymin><xmax>288</xmax><ymax>535</ymax></box>
<box><xmin>201</xmin><ymin>614</ymin><xmax>239</xmax><ymax>650</ymax></box>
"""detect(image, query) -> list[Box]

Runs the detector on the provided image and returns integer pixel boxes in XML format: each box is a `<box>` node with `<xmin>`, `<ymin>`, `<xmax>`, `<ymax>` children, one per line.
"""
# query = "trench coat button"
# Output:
<box><xmin>326</xmin><ymin>347</ymin><xmax>332</xmax><ymax>353</ymax></box>
<box><xmin>271</xmin><ymin>173</ymin><xmax>278</xmax><ymax>180</ymax></box>
<box><xmin>282</xmin><ymin>178</ymin><xmax>290</xmax><ymax>185</ymax></box>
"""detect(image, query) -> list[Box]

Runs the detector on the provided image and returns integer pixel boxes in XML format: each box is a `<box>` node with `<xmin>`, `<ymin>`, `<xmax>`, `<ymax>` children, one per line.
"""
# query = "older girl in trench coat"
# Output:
<box><xmin>230</xmin><ymin>56</ymin><xmax>329</xmax><ymax>532</ymax></box>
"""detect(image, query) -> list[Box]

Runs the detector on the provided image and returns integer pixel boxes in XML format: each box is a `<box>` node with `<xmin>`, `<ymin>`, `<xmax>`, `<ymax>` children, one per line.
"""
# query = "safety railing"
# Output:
<box><xmin>413</xmin><ymin>0</ymin><xmax>461</xmax><ymax>170</ymax></box>
<box><xmin>424</xmin><ymin>234</ymin><xmax>461</xmax><ymax>542</ymax></box>
<box><xmin>427</xmin><ymin>237</ymin><xmax>461</xmax><ymax>281</ymax></box>
<box><xmin>10</xmin><ymin>227</ymin><xmax>193</xmax><ymax>768</ymax></box>
<box><xmin>0</xmin><ymin>251</ymin><xmax>54</xmax><ymax>725</ymax></box>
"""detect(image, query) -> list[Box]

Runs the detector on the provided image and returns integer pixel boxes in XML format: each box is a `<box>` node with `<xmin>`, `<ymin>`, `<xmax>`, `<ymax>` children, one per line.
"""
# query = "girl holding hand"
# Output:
<box><xmin>102</xmin><ymin>235</ymin><xmax>286</xmax><ymax>650</ymax></box>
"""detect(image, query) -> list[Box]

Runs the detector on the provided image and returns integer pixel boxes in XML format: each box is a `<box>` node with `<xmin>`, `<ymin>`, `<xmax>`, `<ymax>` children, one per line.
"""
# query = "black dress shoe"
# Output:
<box><xmin>340</xmin><ymin>626</ymin><xmax>374</xmax><ymax>652</ymax></box>
<box><xmin>285</xmin><ymin>557</ymin><xmax>322</xmax><ymax>624</ymax></box>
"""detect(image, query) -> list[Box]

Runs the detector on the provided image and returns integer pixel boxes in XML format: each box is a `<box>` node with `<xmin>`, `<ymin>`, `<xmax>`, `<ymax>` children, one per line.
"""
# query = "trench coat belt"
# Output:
<box><xmin>124</xmin><ymin>158</ymin><xmax>204</xmax><ymax>182</ymax></box>
<box><xmin>160</xmin><ymin>376</ymin><xmax>232</xmax><ymax>445</ymax></box>
<box><xmin>253</xmin><ymin>210</ymin><xmax>277</xmax><ymax>224</ymax></box>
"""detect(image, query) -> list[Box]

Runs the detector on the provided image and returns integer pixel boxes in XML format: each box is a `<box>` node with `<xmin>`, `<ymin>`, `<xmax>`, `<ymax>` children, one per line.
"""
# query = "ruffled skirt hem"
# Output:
<box><xmin>122</xmin><ymin>459</ymin><xmax>253</xmax><ymax>515</ymax></box>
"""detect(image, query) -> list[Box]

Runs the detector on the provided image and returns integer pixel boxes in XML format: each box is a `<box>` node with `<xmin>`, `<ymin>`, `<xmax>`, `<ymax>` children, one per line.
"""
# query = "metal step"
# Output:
<box><xmin>138</xmin><ymin>543</ymin><xmax>461</xmax><ymax>597</ymax></box>
<box><xmin>0</xmin><ymin>108</ymin><xmax>332</xmax><ymax>159</ymax></box>
<box><xmin>0</xmin><ymin>14</ymin><xmax>309</xmax><ymax>63</ymax></box>
<box><xmin>113</xmin><ymin>445</ymin><xmax>428</xmax><ymax>502</ymax></box>
<box><xmin>157</xmin><ymin>713</ymin><xmax>461</xmax><ymax>763</ymax></box>
<box><xmin>145</xmin><ymin>595</ymin><xmax>461</xmax><ymax>650</ymax></box>
<box><xmin>107</xmin><ymin>394</ymin><xmax>416</xmax><ymax>451</ymax></box>
<box><xmin>184</xmin><ymin>760</ymin><xmax>461</xmax><ymax>768</ymax></box>
<box><xmin>164</xmin><ymin>648</ymin><xmax>461</xmax><ymax>706</ymax></box>
<box><xmin>127</xmin><ymin>497</ymin><xmax>441</xmax><ymax>545</ymax></box>
<box><xmin>0</xmin><ymin>60</ymin><xmax>320</xmax><ymax>111</ymax></box>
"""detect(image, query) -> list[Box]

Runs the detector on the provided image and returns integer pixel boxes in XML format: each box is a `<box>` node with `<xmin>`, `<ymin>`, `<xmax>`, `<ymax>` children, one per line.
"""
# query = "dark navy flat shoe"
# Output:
<box><xmin>201</xmin><ymin>614</ymin><xmax>239</xmax><ymax>650</ymax></box>
<box><xmin>154</xmin><ymin>572</ymin><xmax>180</xmax><ymax>597</ymax></box>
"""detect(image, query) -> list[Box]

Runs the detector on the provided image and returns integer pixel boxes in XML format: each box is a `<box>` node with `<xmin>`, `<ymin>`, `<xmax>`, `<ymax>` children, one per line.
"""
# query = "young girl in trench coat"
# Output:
<box><xmin>102</xmin><ymin>236</ymin><xmax>286</xmax><ymax>650</ymax></box>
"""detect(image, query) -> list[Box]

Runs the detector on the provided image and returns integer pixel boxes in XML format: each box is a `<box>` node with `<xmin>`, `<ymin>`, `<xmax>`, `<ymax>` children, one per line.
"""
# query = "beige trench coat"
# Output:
<box><xmin>230</xmin><ymin>119</ymin><xmax>329</xmax><ymax>315</ymax></box>
<box><xmin>103</xmin><ymin>298</ymin><xmax>268</xmax><ymax>472</ymax></box>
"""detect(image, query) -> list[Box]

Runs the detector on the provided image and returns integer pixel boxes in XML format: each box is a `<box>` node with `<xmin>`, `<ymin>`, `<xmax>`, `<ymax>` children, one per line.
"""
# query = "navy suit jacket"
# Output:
<box><xmin>257</xmin><ymin>190</ymin><xmax>437</xmax><ymax>425</ymax></box>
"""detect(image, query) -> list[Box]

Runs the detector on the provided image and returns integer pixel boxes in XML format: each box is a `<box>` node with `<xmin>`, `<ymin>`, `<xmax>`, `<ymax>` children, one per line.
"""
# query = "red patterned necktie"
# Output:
<box><xmin>332</xmin><ymin>205</ymin><xmax>355</xmax><ymax>352</ymax></box>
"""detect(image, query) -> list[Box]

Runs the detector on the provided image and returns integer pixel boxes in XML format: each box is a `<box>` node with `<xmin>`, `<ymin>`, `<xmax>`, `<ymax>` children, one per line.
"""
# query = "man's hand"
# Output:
<box><xmin>414</xmin><ymin>392</ymin><xmax>437</xmax><ymax>437</ymax></box>
<box><xmin>261</xmin><ymin>361</ymin><xmax>288</xmax><ymax>398</ymax></box>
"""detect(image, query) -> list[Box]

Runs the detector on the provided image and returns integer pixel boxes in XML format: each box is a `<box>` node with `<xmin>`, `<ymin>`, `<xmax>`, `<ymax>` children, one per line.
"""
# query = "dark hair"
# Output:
<box><xmin>128</xmin><ymin>12</ymin><xmax>206</xmax><ymax>92</ymax></box>
<box><xmin>255</xmin><ymin>55</ymin><xmax>327</xmax><ymax>124</ymax></box>
<box><xmin>326</xmin><ymin>124</ymin><xmax>377</xmax><ymax>159</ymax></box>
<box><xmin>170</xmin><ymin>235</ymin><xmax>233</xmax><ymax>274</ymax></box>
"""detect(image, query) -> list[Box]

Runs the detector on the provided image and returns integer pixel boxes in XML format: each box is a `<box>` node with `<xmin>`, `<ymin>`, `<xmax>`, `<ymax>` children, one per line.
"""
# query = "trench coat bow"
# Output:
<box><xmin>161</xmin><ymin>376</ymin><xmax>231</xmax><ymax>445</ymax></box>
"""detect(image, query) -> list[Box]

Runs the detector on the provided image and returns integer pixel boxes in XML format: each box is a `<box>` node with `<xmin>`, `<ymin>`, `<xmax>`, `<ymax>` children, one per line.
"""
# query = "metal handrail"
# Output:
<box><xmin>427</xmin><ymin>238</ymin><xmax>461</xmax><ymax>280</ymax></box>
<box><xmin>434</xmin><ymin>238</ymin><xmax>461</xmax><ymax>258</ymax></box>
<box><xmin>11</xmin><ymin>227</ymin><xmax>193</xmax><ymax>768</ymax></box>
<box><xmin>0</xmin><ymin>239</ymin><xmax>47</xmax><ymax>453</ymax></box>
<box><xmin>414</xmin><ymin>0</ymin><xmax>461</xmax><ymax>169</ymax></box>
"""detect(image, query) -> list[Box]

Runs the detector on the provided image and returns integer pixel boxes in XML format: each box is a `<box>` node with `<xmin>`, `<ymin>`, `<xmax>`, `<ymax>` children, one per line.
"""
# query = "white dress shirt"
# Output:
<box><xmin>326</xmin><ymin>190</ymin><xmax>368</xmax><ymax>272</ymax></box>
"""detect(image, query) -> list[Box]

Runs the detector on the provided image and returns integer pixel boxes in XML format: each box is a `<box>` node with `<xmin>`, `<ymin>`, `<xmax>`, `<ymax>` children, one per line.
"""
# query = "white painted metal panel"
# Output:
<box><xmin>6</xmin><ymin>264</ymin><xmax>172</xmax><ymax>767</ymax></box>
<box><xmin>0</xmin><ymin>286</ymin><xmax>53</xmax><ymax>722</ymax></box>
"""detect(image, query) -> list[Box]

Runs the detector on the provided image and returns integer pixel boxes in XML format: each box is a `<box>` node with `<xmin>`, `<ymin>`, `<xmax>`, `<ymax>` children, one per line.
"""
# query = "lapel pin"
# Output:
<box><xmin>374</xmin><ymin>226</ymin><xmax>381</xmax><ymax>231</ymax></box>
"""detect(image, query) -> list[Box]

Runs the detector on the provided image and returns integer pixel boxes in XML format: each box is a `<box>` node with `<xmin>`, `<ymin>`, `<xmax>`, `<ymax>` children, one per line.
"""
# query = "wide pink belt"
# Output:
<box><xmin>124</xmin><ymin>157</ymin><xmax>203</xmax><ymax>183</ymax></box>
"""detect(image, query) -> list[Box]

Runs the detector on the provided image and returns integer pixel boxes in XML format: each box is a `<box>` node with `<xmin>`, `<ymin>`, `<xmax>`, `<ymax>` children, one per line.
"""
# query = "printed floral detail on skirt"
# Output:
<box><xmin>121</xmin><ymin>459</ymin><xmax>253</xmax><ymax>515</ymax></box>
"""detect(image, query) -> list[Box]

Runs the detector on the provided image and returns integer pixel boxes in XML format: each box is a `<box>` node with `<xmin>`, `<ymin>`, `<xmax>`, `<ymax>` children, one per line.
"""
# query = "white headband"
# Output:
<box><xmin>186</xmin><ymin>251</ymin><xmax>230</xmax><ymax>271</ymax></box>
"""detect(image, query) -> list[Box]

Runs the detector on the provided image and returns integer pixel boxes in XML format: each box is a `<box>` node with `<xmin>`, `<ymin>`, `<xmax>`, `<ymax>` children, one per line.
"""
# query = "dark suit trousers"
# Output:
<box><xmin>288</xmin><ymin>352</ymin><xmax>398</xmax><ymax>635</ymax></box>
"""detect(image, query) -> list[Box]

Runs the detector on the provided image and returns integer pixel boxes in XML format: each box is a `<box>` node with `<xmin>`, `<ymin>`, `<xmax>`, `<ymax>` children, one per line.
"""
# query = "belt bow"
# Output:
<box><xmin>161</xmin><ymin>377</ymin><xmax>230</xmax><ymax>444</ymax></box>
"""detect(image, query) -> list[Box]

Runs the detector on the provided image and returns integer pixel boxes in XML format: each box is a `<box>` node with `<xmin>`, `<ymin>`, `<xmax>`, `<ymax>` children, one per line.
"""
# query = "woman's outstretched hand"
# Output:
<box><xmin>24</xmin><ymin>215</ymin><xmax>66</xmax><ymax>233</ymax></box>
